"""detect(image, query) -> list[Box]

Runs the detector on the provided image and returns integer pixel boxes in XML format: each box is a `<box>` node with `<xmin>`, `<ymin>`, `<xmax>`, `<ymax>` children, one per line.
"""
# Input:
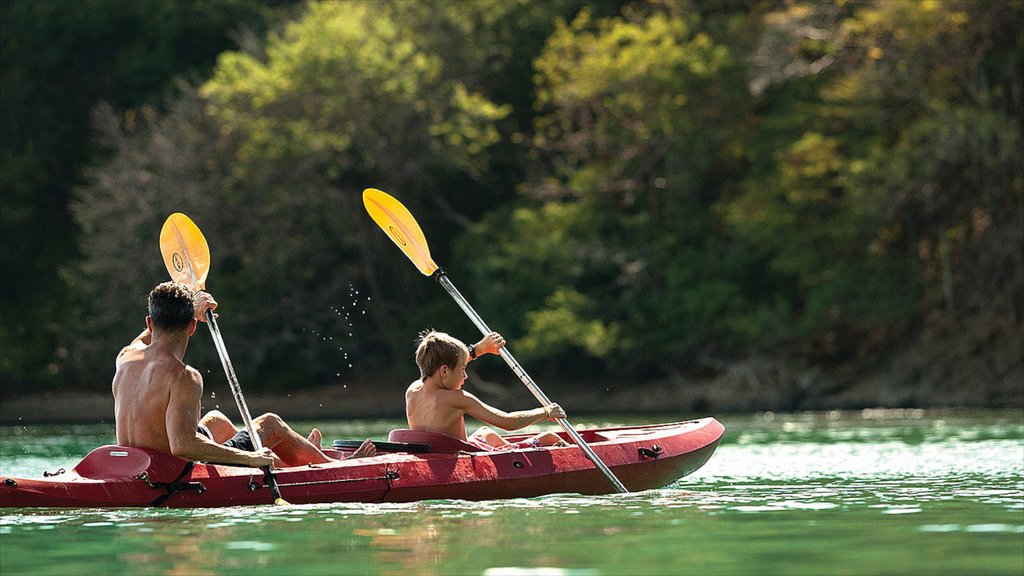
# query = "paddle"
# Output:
<box><xmin>362</xmin><ymin>188</ymin><xmax>629</xmax><ymax>493</ymax></box>
<box><xmin>159</xmin><ymin>213</ymin><xmax>288</xmax><ymax>506</ymax></box>
<box><xmin>332</xmin><ymin>440</ymin><xmax>431</xmax><ymax>454</ymax></box>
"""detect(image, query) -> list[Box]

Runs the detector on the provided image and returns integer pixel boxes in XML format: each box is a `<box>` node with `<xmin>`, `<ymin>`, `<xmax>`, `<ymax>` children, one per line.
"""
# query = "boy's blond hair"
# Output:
<box><xmin>415</xmin><ymin>330</ymin><xmax>468</xmax><ymax>379</ymax></box>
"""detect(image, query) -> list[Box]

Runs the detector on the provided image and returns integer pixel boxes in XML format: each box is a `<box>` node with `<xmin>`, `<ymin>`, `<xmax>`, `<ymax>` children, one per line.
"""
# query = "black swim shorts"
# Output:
<box><xmin>197</xmin><ymin>425</ymin><xmax>256</xmax><ymax>452</ymax></box>
<box><xmin>222</xmin><ymin>429</ymin><xmax>255</xmax><ymax>452</ymax></box>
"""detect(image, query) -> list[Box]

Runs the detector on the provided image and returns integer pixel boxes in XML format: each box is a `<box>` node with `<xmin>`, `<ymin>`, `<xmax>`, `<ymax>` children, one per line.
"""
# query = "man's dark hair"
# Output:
<box><xmin>148</xmin><ymin>282</ymin><xmax>195</xmax><ymax>331</ymax></box>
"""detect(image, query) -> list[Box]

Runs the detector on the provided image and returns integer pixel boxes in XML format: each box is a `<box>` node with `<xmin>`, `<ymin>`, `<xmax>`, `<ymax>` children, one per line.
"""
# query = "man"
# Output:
<box><xmin>113</xmin><ymin>281</ymin><xmax>373</xmax><ymax>468</ymax></box>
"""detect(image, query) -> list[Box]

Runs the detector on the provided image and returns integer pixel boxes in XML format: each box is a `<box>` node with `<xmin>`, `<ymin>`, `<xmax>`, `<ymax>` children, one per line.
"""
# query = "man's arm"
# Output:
<box><xmin>166</xmin><ymin>368</ymin><xmax>274</xmax><ymax>468</ymax></box>
<box><xmin>116</xmin><ymin>326</ymin><xmax>152</xmax><ymax>364</ymax></box>
<box><xmin>457</xmin><ymin>391</ymin><xmax>565</xmax><ymax>431</ymax></box>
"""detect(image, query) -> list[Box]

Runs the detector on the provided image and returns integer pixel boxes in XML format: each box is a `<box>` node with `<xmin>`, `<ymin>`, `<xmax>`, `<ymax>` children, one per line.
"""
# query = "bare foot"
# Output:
<box><xmin>307</xmin><ymin>428</ymin><xmax>322</xmax><ymax>448</ymax></box>
<box><xmin>344</xmin><ymin>438</ymin><xmax>376</xmax><ymax>459</ymax></box>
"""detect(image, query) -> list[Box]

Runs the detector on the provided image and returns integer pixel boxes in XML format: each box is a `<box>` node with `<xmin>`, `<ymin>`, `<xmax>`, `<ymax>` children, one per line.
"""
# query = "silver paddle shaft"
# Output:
<box><xmin>436</xmin><ymin>273</ymin><xmax>628</xmax><ymax>493</ymax></box>
<box><xmin>167</xmin><ymin>222</ymin><xmax>264</xmax><ymax>451</ymax></box>
<box><xmin>204</xmin><ymin>310</ymin><xmax>264</xmax><ymax>451</ymax></box>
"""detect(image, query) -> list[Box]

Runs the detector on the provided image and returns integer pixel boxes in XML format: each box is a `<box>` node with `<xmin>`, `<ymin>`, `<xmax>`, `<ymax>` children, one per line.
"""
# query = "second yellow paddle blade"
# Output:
<box><xmin>362</xmin><ymin>188</ymin><xmax>439</xmax><ymax>276</ymax></box>
<box><xmin>159</xmin><ymin>212</ymin><xmax>211</xmax><ymax>290</ymax></box>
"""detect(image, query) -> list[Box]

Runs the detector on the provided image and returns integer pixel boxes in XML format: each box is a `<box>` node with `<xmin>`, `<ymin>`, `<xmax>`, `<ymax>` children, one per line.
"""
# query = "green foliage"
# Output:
<box><xmin>7</xmin><ymin>0</ymin><xmax>1023</xmax><ymax>396</ymax></box>
<box><xmin>1</xmin><ymin>0</ymin><xmax>298</xmax><ymax>392</ymax></box>
<box><xmin>202</xmin><ymin>1</ymin><xmax>510</xmax><ymax>186</ymax></box>
<box><xmin>64</xmin><ymin>0</ymin><xmax>559</xmax><ymax>391</ymax></box>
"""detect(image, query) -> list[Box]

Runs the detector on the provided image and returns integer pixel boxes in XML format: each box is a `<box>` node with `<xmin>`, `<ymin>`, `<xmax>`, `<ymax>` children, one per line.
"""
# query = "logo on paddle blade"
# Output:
<box><xmin>172</xmin><ymin>253</ymin><xmax>184</xmax><ymax>272</ymax></box>
<box><xmin>388</xmin><ymin>225</ymin><xmax>408</xmax><ymax>247</ymax></box>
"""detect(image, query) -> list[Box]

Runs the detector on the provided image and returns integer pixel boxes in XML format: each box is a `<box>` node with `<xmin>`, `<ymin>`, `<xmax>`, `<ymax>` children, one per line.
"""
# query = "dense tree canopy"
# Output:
<box><xmin>3</xmin><ymin>0</ymin><xmax>1021</xmax><ymax>406</ymax></box>
<box><xmin>1</xmin><ymin>0</ymin><xmax>301</xmax><ymax>392</ymax></box>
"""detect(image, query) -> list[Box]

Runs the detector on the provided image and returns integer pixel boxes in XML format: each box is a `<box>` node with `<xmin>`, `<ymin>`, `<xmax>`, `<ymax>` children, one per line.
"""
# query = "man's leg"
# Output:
<box><xmin>199</xmin><ymin>410</ymin><xmax>239</xmax><ymax>443</ymax></box>
<box><xmin>253</xmin><ymin>413</ymin><xmax>334</xmax><ymax>466</ymax></box>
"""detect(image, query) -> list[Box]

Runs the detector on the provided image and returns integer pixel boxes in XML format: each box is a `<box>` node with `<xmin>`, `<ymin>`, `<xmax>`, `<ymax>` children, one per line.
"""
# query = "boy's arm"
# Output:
<box><xmin>456</xmin><ymin>391</ymin><xmax>563</xmax><ymax>431</ymax></box>
<box><xmin>468</xmin><ymin>332</ymin><xmax>505</xmax><ymax>362</ymax></box>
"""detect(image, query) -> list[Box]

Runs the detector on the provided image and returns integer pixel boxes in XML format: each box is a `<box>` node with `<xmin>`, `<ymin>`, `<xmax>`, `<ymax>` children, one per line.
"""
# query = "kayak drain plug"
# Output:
<box><xmin>2</xmin><ymin>478</ymin><xmax>16</xmax><ymax>487</ymax></box>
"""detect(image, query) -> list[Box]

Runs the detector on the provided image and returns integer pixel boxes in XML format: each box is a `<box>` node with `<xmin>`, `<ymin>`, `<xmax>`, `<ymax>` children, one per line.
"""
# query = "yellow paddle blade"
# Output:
<box><xmin>362</xmin><ymin>188</ymin><xmax>439</xmax><ymax>276</ymax></box>
<box><xmin>159</xmin><ymin>212</ymin><xmax>211</xmax><ymax>290</ymax></box>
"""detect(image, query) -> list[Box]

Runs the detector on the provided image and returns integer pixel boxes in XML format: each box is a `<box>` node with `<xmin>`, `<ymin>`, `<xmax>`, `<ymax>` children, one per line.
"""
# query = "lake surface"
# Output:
<box><xmin>1</xmin><ymin>410</ymin><xmax>1021</xmax><ymax>575</ymax></box>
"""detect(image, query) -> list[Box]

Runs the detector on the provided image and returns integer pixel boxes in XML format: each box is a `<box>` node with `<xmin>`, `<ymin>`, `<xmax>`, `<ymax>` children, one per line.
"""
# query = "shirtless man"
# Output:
<box><xmin>405</xmin><ymin>330</ymin><xmax>567</xmax><ymax>450</ymax></box>
<box><xmin>113</xmin><ymin>281</ymin><xmax>374</xmax><ymax>468</ymax></box>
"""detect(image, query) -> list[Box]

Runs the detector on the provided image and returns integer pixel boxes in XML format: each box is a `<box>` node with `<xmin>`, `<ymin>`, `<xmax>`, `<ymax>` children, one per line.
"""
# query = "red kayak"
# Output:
<box><xmin>0</xmin><ymin>418</ymin><xmax>723</xmax><ymax>508</ymax></box>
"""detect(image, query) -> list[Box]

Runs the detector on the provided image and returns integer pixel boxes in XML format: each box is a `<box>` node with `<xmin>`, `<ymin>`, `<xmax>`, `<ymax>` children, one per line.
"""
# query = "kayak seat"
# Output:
<box><xmin>73</xmin><ymin>445</ymin><xmax>153</xmax><ymax>479</ymax></box>
<box><xmin>387</xmin><ymin>429</ymin><xmax>480</xmax><ymax>453</ymax></box>
<box><xmin>73</xmin><ymin>445</ymin><xmax>188</xmax><ymax>480</ymax></box>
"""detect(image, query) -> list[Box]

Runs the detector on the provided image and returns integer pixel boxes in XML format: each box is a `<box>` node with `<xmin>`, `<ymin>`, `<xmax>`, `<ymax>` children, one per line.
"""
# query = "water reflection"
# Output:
<box><xmin>354</xmin><ymin>522</ymin><xmax>446</xmax><ymax>574</ymax></box>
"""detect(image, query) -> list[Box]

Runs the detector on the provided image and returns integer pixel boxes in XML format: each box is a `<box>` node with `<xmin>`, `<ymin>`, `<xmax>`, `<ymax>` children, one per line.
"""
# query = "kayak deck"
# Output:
<box><xmin>0</xmin><ymin>418</ymin><xmax>724</xmax><ymax>508</ymax></box>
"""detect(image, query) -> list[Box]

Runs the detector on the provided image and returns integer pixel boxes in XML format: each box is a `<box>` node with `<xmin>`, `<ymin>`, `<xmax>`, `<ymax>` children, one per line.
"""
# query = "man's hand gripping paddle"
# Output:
<box><xmin>363</xmin><ymin>188</ymin><xmax>629</xmax><ymax>493</ymax></box>
<box><xmin>160</xmin><ymin>213</ymin><xmax>288</xmax><ymax>505</ymax></box>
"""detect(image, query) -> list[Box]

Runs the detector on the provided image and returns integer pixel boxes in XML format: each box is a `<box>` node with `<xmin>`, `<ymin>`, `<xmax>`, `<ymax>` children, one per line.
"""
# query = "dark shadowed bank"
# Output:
<box><xmin>3</xmin><ymin>318</ymin><xmax>1020</xmax><ymax>424</ymax></box>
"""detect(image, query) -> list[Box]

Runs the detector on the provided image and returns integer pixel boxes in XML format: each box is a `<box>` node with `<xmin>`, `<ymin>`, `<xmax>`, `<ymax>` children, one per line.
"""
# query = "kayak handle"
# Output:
<box><xmin>638</xmin><ymin>445</ymin><xmax>663</xmax><ymax>460</ymax></box>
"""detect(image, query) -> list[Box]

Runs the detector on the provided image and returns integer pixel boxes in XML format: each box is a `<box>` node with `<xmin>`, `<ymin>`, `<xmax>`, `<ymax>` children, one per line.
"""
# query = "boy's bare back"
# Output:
<box><xmin>405</xmin><ymin>379</ymin><xmax>472</xmax><ymax>440</ymax></box>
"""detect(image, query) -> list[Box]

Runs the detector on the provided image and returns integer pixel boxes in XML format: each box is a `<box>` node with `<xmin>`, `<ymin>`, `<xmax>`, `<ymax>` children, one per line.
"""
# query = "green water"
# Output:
<box><xmin>1</xmin><ymin>410</ymin><xmax>1022</xmax><ymax>575</ymax></box>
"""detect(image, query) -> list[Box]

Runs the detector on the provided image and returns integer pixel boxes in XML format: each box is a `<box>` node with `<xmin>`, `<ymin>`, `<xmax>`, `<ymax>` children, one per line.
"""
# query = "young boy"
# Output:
<box><xmin>405</xmin><ymin>330</ymin><xmax>568</xmax><ymax>451</ymax></box>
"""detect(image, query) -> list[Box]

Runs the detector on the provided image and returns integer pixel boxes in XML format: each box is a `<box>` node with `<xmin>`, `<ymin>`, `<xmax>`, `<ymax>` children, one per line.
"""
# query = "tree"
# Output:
<box><xmin>463</xmin><ymin>2</ymin><xmax>757</xmax><ymax>377</ymax></box>
<box><xmin>68</xmin><ymin>0</ymin><xmax>526</xmax><ymax>389</ymax></box>
<box><xmin>1</xmin><ymin>0</ymin><xmax>297</xmax><ymax>393</ymax></box>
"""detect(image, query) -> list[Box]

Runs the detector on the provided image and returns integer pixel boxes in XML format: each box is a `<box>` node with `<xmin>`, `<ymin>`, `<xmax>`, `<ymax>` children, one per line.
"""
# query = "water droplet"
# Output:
<box><xmin>343</xmin><ymin>385</ymin><xmax>347</xmax><ymax>389</ymax></box>
<box><xmin>348</xmin><ymin>364</ymin><xmax>352</xmax><ymax>368</ymax></box>
<box><xmin>210</xmin><ymin>392</ymin><xmax>216</xmax><ymax>398</ymax></box>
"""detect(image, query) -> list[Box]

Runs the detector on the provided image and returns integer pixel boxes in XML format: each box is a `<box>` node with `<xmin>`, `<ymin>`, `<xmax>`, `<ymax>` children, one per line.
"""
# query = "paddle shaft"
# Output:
<box><xmin>203</xmin><ymin>309</ymin><xmax>285</xmax><ymax>502</ymax></box>
<box><xmin>162</xmin><ymin>214</ymin><xmax>285</xmax><ymax>503</ymax></box>
<box><xmin>435</xmin><ymin>272</ymin><xmax>629</xmax><ymax>493</ymax></box>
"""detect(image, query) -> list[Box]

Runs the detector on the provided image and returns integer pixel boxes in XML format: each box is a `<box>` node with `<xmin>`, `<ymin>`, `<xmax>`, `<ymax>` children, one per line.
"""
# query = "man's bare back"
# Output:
<box><xmin>112</xmin><ymin>285</ymin><xmax>274</xmax><ymax>468</ymax></box>
<box><xmin>113</xmin><ymin>342</ymin><xmax>195</xmax><ymax>453</ymax></box>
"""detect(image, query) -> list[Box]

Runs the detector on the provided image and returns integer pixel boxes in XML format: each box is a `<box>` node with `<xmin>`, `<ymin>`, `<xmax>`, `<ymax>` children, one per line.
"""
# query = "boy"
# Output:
<box><xmin>405</xmin><ymin>330</ymin><xmax>567</xmax><ymax>450</ymax></box>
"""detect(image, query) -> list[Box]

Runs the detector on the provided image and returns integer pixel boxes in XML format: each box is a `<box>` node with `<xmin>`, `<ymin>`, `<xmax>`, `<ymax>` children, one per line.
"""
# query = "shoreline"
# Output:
<box><xmin>2</xmin><ymin>372</ymin><xmax>1020</xmax><ymax>425</ymax></box>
